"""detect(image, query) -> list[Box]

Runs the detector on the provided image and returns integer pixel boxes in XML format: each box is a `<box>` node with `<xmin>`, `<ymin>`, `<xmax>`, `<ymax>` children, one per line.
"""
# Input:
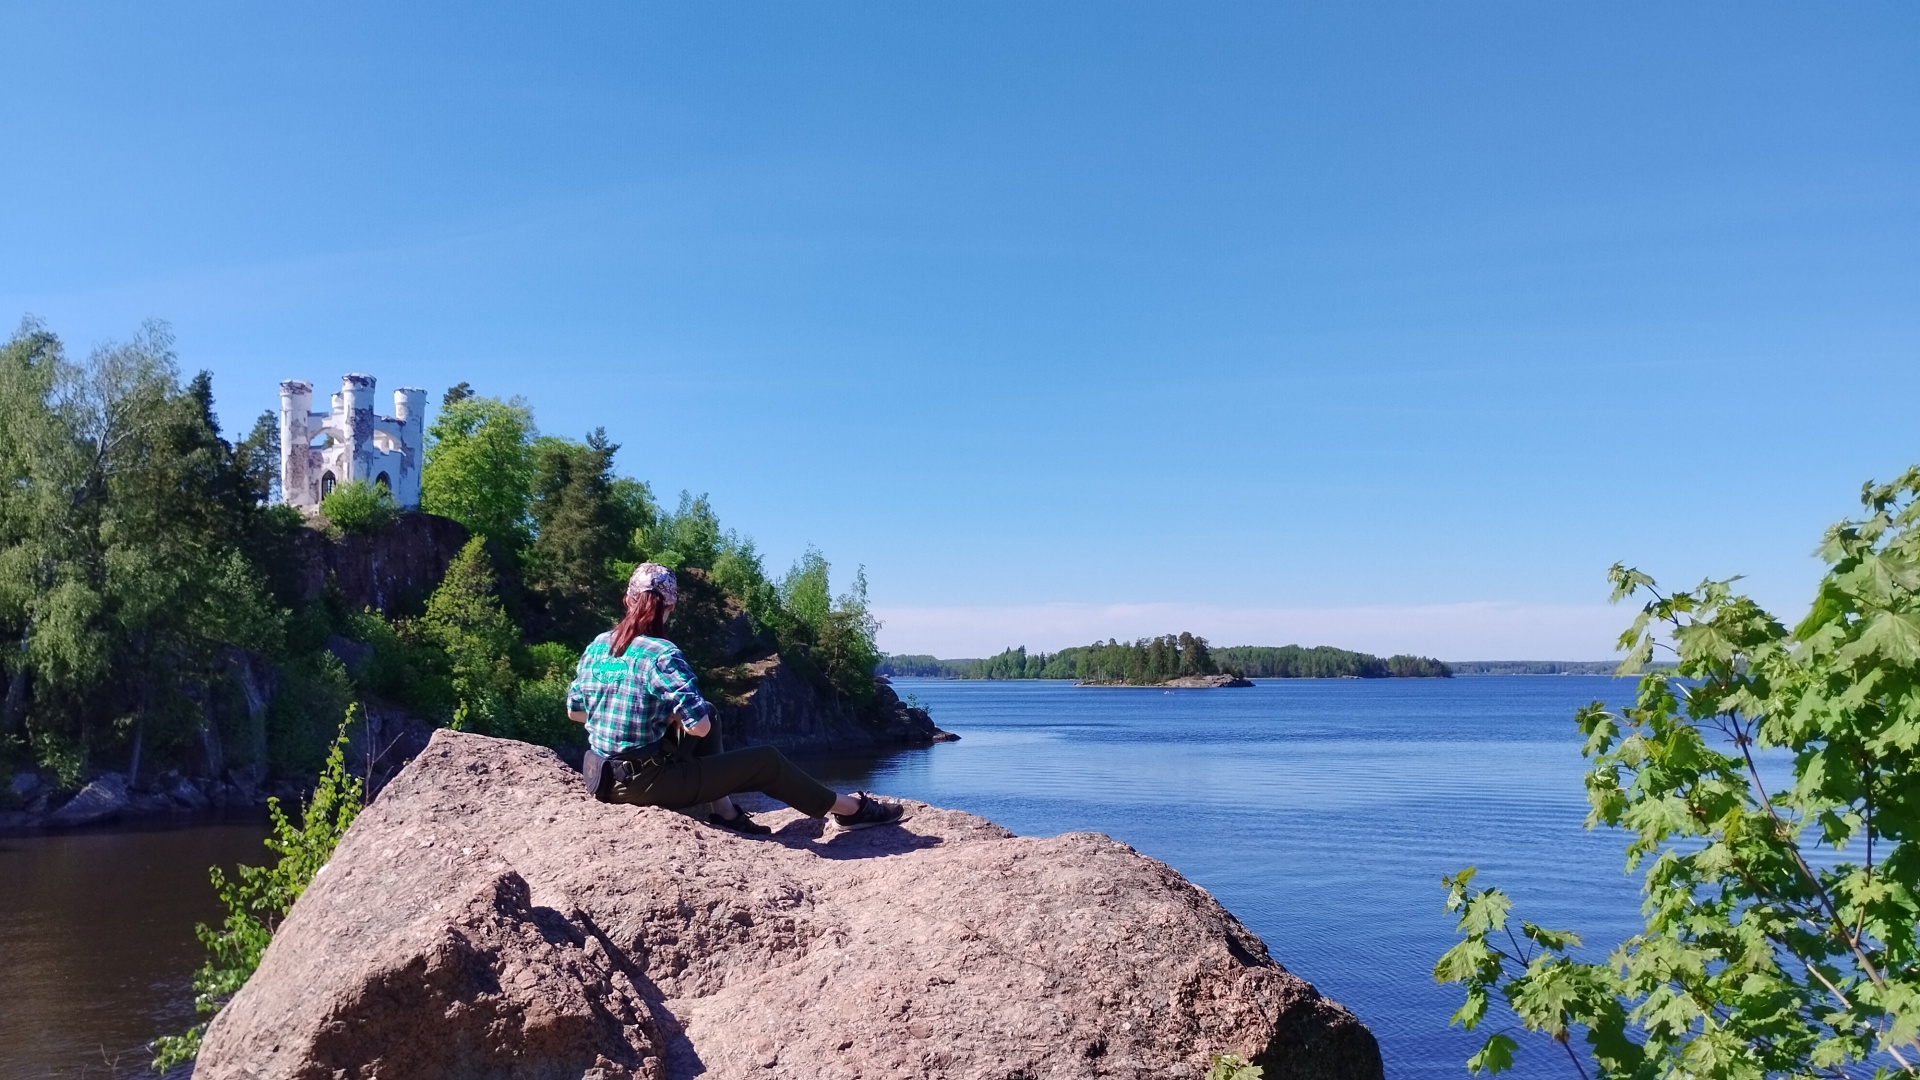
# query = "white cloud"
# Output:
<box><xmin>872</xmin><ymin>601</ymin><xmax>1630</xmax><ymax>661</ymax></box>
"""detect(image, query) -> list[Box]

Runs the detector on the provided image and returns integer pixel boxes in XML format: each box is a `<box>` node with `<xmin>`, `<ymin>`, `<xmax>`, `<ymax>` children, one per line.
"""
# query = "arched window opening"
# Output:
<box><xmin>309</xmin><ymin>433</ymin><xmax>332</xmax><ymax>449</ymax></box>
<box><xmin>320</xmin><ymin>472</ymin><xmax>337</xmax><ymax>498</ymax></box>
<box><xmin>375</xmin><ymin>472</ymin><xmax>391</xmax><ymax>491</ymax></box>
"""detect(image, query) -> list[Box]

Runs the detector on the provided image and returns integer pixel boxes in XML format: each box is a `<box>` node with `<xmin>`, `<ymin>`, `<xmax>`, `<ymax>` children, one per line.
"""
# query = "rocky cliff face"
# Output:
<box><xmin>196</xmin><ymin>730</ymin><xmax>1381</xmax><ymax>1080</ymax></box>
<box><xmin>672</xmin><ymin>567</ymin><xmax>953</xmax><ymax>754</ymax></box>
<box><xmin>291</xmin><ymin>510</ymin><xmax>474</xmax><ymax>617</ymax></box>
<box><xmin>715</xmin><ymin>658</ymin><xmax>952</xmax><ymax>754</ymax></box>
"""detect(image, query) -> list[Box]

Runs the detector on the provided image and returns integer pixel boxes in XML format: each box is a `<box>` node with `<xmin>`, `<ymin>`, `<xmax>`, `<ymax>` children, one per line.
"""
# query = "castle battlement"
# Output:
<box><xmin>279</xmin><ymin>374</ymin><xmax>425</xmax><ymax>510</ymax></box>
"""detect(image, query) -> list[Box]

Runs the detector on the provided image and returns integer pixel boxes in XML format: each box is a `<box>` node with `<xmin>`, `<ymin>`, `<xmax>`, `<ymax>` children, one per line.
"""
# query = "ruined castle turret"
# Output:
<box><xmin>279</xmin><ymin>374</ymin><xmax>425</xmax><ymax>510</ymax></box>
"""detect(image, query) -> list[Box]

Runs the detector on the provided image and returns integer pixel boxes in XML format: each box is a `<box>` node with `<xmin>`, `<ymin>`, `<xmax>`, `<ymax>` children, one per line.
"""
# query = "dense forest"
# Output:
<box><xmin>0</xmin><ymin>320</ymin><xmax>883</xmax><ymax>794</ymax></box>
<box><xmin>879</xmin><ymin>638</ymin><xmax>1451</xmax><ymax>682</ymax></box>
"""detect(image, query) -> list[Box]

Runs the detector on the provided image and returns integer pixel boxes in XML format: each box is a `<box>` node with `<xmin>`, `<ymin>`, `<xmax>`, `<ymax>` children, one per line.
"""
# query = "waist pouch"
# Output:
<box><xmin>583</xmin><ymin>739</ymin><xmax>667</xmax><ymax>801</ymax></box>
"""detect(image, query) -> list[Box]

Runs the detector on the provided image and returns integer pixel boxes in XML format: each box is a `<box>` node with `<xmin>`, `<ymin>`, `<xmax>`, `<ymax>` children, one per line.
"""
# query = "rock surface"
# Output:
<box><xmin>292</xmin><ymin>510</ymin><xmax>474</xmax><ymax>617</ymax></box>
<box><xmin>1158</xmin><ymin>674</ymin><xmax>1254</xmax><ymax>689</ymax></box>
<box><xmin>197</xmin><ymin>730</ymin><xmax>1379</xmax><ymax>1080</ymax></box>
<box><xmin>48</xmin><ymin>773</ymin><xmax>129</xmax><ymax>826</ymax></box>
<box><xmin>720</xmin><ymin>662</ymin><xmax>953</xmax><ymax>754</ymax></box>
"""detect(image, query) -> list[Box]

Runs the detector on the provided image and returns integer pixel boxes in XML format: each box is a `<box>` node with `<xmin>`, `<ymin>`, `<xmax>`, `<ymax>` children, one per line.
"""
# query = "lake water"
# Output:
<box><xmin>4</xmin><ymin>675</ymin><xmax>1642</xmax><ymax>1079</ymax></box>
<box><xmin>808</xmin><ymin>676</ymin><xmax>1647</xmax><ymax>1080</ymax></box>
<box><xmin>0</xmin><ymin>814</ymin><xmax>271</xmax><ymax>1079</ymax></box>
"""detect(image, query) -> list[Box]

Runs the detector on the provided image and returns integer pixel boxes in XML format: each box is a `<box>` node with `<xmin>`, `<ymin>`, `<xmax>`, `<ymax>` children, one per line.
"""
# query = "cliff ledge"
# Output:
<box><xmin>196</xmin><ymin>730</ymin><xmax>1381</xmax><ymax>1080</ymax></box>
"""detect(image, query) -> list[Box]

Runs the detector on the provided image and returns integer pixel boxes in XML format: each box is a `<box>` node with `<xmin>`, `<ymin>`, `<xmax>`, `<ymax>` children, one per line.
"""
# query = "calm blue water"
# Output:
<box><xmin>806</xmin><ymin>676</ymin><xmax>1648</xmax><ymax>1080</ymax></box>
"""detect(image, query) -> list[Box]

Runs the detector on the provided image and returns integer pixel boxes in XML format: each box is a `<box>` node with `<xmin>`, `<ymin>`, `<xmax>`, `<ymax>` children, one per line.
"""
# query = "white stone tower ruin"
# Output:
<box><xmin>279</xmin><ymin>374</ymin><xmax>426</xmax><ymax>510</ymax></box>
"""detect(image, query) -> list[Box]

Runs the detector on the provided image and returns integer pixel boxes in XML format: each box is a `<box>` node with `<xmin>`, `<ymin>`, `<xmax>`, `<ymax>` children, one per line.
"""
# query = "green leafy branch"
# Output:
<box><xmin>1437</xmin><ymin>467</ymin><xmax>1920</xmax><ymax>1080</ymax></box>
<box><xmin>152</xmin><ymin>708</ymin><xmax>366</xmax><ymax>1070</ymax></box>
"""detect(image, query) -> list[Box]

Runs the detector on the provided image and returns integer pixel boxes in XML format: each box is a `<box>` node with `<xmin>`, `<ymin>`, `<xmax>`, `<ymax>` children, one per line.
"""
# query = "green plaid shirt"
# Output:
<box><xmin>567</xmin><ymin>633</ymin><xmax>714</xmax><ymax>756</ymax></box>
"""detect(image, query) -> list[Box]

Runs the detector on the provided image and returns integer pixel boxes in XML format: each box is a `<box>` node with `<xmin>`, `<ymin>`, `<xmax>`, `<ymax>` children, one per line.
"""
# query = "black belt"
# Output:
<box><xmin>582</xmin><ymin>738</ymin><xmax>671</xmax><ymax>800</ymax></box>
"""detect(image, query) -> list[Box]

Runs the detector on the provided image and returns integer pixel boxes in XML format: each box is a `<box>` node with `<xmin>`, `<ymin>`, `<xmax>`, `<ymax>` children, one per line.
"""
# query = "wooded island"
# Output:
<box><xmin>880</xmin><ymin>637</ymin><xmax>1451</xmax><ymax>684</ymax></box>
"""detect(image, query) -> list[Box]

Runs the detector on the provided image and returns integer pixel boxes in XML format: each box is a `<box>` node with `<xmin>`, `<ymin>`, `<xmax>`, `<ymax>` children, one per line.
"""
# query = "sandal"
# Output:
<box><xmin>832</xmin><ymin>791</ymin><xmax>904</xmax><ymax>830</ymax></box>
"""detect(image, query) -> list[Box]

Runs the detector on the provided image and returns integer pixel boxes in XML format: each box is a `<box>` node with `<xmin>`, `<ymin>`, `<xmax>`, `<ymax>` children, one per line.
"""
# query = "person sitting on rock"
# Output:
<box><xmin>567</xmin><ymin>562</ymin><xmax>905</xmax><ymax>835</ymax></box>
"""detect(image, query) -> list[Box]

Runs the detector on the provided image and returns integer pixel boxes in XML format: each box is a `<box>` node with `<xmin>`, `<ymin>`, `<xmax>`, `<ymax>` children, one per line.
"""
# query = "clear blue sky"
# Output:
<box><xmin>4</xmin><ymin>4</ymin><xmax>1915</xmax><ymax>658</ymax></box>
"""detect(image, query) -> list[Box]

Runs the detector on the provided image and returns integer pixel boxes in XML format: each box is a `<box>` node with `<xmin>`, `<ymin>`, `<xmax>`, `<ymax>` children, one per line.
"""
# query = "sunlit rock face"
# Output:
<box><xmin>195</xmin><ymin>730</ymin><xmax>1382</xmax><ymax>1080</ymax></box>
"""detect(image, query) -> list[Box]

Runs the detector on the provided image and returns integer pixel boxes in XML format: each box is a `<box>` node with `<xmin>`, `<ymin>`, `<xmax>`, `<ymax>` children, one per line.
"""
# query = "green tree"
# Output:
<box><xmin>0</xmin><ymin>321</ymin><xmax>283</xmax><ymax>780</ymax></box>
<box><xmin>527</xmin><ymin>429</ymin><xmax>625</xmax><ymax>642</ymax></box>
<box><xmin>776</xmin><ymin>549</ymin><xmax>881</xmax><ymax>703</ymax></box>
<box><xmin>1437</xmin><ymin>467</ymin><xmax>1920</xmax><ymax>1080</ymax></box>
<box><xmin>421</xmin><ymin>394</ymin><xmax>536</xmax><ymax>550</ymax></box>
<box><xmin>420</xmin><ymin>537</ymin><xmax>520</xmax><ymax>732</ymax></box>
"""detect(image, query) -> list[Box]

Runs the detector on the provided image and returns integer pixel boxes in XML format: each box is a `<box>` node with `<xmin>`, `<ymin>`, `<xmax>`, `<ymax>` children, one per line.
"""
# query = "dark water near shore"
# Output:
<box><xmin>5</xmin><ymin>676</ymin><xmax>1639</xmax><ymax>1079</ymax></box>
<box><xmin>806</xmin><ymin>676</ymin><xmax>1646</xmax><ymax>1080</ymax></box>
<box><xmin>1</xmin><ymin>813</ymin><xmax>271</xmax><ymax>1079</ymax></box>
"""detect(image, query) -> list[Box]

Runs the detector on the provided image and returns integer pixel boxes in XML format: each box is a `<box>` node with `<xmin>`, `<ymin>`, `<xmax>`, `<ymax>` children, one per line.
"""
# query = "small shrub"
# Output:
<box><xmin>319</xmin><ymin>480</ymin><xmax>397</xmax><ymax>535</ymax></box>
<box><xmin>153</xmin><ymin>710</ymin><xmax>365</xmax><ymax>1070</ymax></box>
<box><xmin>509</xmin><ymin>673</ymin><xmax>581</xmax><ymax>751</ymax></box>
<box><xmin>1206</xmin><ymin>1053</ymin><xmax>1264</xmax><ymax>1080</ymax></box>
<box><xmin>524</xmin><ymin>641</ymin><xmax>577</xmax><ymax>681</ymax></box>
<box><xmin>342</xmin><ymin>608</ymin><xmax>455</xmax><ymax>720</ymax></box>
<box><xmin>30</xmin><ymin>728</ymin><xmax>85</xmax><ymax>792</ymax></box>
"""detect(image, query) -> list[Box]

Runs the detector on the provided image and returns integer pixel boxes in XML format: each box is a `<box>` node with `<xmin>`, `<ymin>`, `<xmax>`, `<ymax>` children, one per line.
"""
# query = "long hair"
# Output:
<box><xmin>610</xmin><ymin>590</ymin><xmax>670</xmax><ymax>658</ymax></box>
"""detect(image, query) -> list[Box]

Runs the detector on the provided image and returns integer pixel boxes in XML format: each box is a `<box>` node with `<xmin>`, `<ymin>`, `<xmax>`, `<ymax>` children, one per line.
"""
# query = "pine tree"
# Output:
<box><xmin>527</xmin><ymin>429</ymin><xmax>626</xmax><ymax>643</ymax></box>
<box><xmin>421</xmin><ymin>538</ymin><xmax>519</xmax><ymax>731</ymax></box>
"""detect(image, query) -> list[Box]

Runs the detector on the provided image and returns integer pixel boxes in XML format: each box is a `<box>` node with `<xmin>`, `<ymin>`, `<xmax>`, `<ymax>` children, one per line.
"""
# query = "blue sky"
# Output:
<box><xmin>4</xmin><ymin>3</ymin><xmax>1916</xmax><ymax>658</ymax></box>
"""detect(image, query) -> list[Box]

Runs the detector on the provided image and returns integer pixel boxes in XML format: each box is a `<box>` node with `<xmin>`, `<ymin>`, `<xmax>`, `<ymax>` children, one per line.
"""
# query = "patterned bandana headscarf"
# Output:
<box><xmin>626</xmin><ymin>563</ymin><xmax>678</xmax><ymax>608</ymax></box>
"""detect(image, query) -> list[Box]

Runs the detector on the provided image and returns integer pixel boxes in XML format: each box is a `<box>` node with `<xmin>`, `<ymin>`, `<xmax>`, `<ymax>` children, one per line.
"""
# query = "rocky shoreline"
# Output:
<box><xmin>1077</xmin><ymin>673</ymin><xmax>1255</xmax><ymax>689</ymax></box>
<box><xmin>3</xmin><ymin>666</ymin><xmax>954</xmax><ymax>834</ymax></box>
<box><xmin>2</xmin><ymin>766</ymin><xmax>290</xmax><ymax>832</ymax></box>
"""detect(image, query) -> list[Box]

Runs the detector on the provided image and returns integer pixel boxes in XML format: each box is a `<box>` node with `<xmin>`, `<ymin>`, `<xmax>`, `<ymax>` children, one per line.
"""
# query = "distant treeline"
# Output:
<box><xmin>1445</xmin><ymin>660</ymin><xmax>1676</xmax><ymax>676</ymax></box>
<box><xmin>1213</xmin><ymin>645</ymin><xmax>1451</xmax><ymax>679</ymax></box>
<box><xmin>880</xmin><ymin>637</ymin><xmax>1452</xmax><ymax>681</ymax></box>
<box><xmin>875</xmin><ymin>654</ymin><xmax>977</xmax><ymax>678</ymax></box>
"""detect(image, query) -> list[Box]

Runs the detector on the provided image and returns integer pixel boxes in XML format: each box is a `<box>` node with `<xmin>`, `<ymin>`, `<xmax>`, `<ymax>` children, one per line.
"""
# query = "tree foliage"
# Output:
<box><xmin>1217</xmin><ymin>645</ymin><xmax>1450</xmax><ymax>679</ymax></box>
<box><xmin>0</xmin><ymin>320</ymin><xmax>287</xmax><ymax>783</ymax></box>
<box><xmin>421</xmin><ymin>537</ymin><xmax>520</xmax><ymax>733</ymax></box>
<box><xmin>319</xmin><ymin>478</ymin><xmax>397</xmax><ymax>534</ymax></box>
<box><xmin>420</xmin><ymin>393</ymin><xmax>536</xmax><ymax>549</ymax></box>
<box><xmin>1437</xmin><ymin>467</ymin><xmax>1920</xmax><ymax>1080</ymax></box>
<box><xmin>527</xmin><ymin>429</ymin><xmax>627</xmax><ymax>641</ymax></box>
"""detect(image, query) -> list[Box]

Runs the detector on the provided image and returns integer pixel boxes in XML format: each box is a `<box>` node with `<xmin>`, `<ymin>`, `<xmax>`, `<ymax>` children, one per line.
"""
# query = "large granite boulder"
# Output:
<box><xmin>196</xmin><ymin>731</ymin><xmax>1379</xmax><ymax>1080</ymax></box>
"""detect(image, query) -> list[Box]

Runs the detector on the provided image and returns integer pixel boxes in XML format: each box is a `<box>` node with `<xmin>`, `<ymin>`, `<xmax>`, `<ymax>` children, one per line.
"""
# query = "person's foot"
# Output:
<box><xmin>832</xmin><ymin>792</ymin><xmax>904</xmax><ymax>830</ymax></box>
<box><xmin>709</xmin><ymin>808</ymin><xmax>772</xmax><ymax>835</ymax></box>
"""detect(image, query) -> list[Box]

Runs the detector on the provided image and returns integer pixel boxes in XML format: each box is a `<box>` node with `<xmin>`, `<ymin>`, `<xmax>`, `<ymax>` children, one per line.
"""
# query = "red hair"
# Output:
<box><xmin>610</xmin><ymin>591</ymin><xmax>670</xmax><ymax>658</ymax></box>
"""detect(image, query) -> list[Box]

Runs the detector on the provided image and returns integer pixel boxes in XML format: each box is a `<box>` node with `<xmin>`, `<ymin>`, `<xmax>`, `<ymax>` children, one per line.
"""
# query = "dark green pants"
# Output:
<box><xmin>606</xmin><ymin>724</ymin><xmax>837</xmax><ymax>818</ymax></box>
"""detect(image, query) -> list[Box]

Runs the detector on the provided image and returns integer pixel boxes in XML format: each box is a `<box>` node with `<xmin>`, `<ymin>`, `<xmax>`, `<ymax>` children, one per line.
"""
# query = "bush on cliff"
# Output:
<box><xmin>1437</xmin><ymin>467</ymin><xmax>1920</xmax><ymax>1079</ymax></box>
<box><xmin>318</xmin><ymin>479</ymin><xmax>396</xmax><ymax>534</ymax></box>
